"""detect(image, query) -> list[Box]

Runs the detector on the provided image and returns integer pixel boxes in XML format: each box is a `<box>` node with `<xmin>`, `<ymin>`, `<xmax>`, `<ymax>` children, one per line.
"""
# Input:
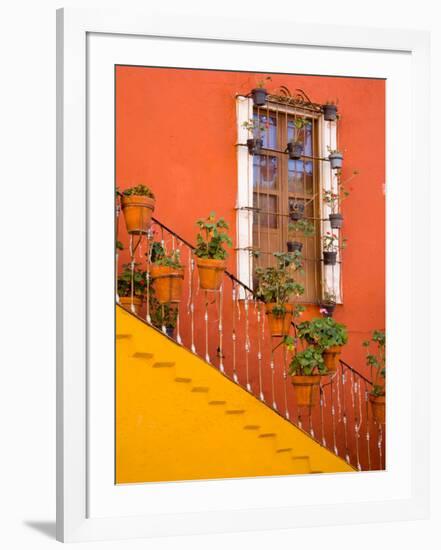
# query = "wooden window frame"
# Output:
<box><xmin>236</xmin><ymin>95</ymin><xmax>343</xmax><ymax>304</ymax></box>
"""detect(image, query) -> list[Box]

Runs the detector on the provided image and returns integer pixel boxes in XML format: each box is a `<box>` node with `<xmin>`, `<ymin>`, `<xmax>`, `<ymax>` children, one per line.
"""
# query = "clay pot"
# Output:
<box><xmin>196</xmin><ymin>258</ymin><xmax>227</xmax><ymax>291</ymax></box>
<box><xmin>323</xmin><ymin>251</ymin><xmax>337</xmax><ymax>266</ymax></box>
<box><xmin>265</xmin><ymin>303</ymin><xmax>294</xmax><ymax>337</ymax></box>
<box><xmin>121</xmin><ymin>195</ymin><xmax>155</xmax><ymax>235</ymax></box>
<box><xmin>119</xmin><ymin>296</ymin><xmax>142</xmax><ymax>314</ymax></box>
<box><xmin>251</xmin><ymin>87</ymin><xmax>267</xmax><ymax>106</ymax></box>
<box><xmin>329</xmin><ymin>213</ymin><xmax>343</xmax><ymax>229</ymax></box>
<box><xmin>287</xmin><ymin>140</ymin><xmax>304</xmax><ymax>160</ymax></box>
<box><xmin>247</xmin><ymin>138</ymin><xmax>263</xmax><ymax>155</ymax></box>
<box><xmin>150</xmin><ymin>265</ymin><xmax>184</xmax><ymax>304</ymax></box>
<box><xmin>329</xmin><ymin>152</ymin><xmax>343</xmax><ymax>170</ymax></box>
<box><xmin>291</xmin><ymin>375</ymin><xmax>321</xmax><ymax>407</ymax></box>
<box><xmin>287</xmin><ymin>241</ymin><xmax>303</xmax><ymax>253</ymax></box>
<box><xmin>369</xmin><ymin>394</ymin><xmax>386</xmax><ymax>424</ymax></box>
<box><xmin>320</xmin><ymin>303</ymin><xmax>336</xmax><ymax>317</ymax></box>
<box><xmin>322</xmin><ymin>345</ymin><xmax>342</xmax><ymax>373</ymax></box>
<box><xmin>322</xmin><ymin>104</ymin><xmax>338</xmax><ymax>121</ymax></box>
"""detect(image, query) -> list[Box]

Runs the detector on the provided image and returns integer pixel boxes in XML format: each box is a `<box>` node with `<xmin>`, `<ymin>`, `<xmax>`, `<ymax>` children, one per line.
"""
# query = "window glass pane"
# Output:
<box><xmin>288</xmin><ymin>159</ymin><xmax>313</xmax><ymax>195</ymax></box>
<box><xmin>287</xmin><ymin>118</ymin><xmax>313</xmax><ymax>155</ymax></box>
<box><xmin>253</xmin><ymin>113</ymin><xmax>277</xmax><ymax>149</ymax></box>
<box><xmin>253</xmin><ymin>155</ymin><xmax>278</xmax><ymax>190</ymax></box>
<box><xmin>253</xmin><ymin>193</ymin><xmax>278</xmax><ymax>228</ymax></box>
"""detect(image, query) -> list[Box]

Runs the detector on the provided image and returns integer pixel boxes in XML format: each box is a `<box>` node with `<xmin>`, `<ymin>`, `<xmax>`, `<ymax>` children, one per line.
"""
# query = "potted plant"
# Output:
<box><xmin>117</xmin><ymin>263</ymin><xmax>146</xmax><ymax>313</ymax></box>
<box><xmin>149</xmin><ymin>244</ymin><xmax>184</xmax><ymax>304</ymax></box>
<box><xmin>323</xmin><ymin>232</ymin><xmax>346</xmax><ymax>266</ymax></box>
<box><xmin>297</xmin><ymin>317</ymin><xmax>348</xmax><ymax>373</ymax></box>
<box><xmin>255</xmin><ymin>252</ymin><xmax>304</xmax><ymax>337</ymax></box>
<box><xmin>242</xmin><ymin>119</ymin><xmax>267</xmax><ymax>155</ymax></box>
<box><xmin>287</xmin><ymin>344</ymin><xmax>327</xmax><ymax>406</ymax></box>
<box><xmin>328</xmin><ymin>149</ymin><xmax>344</xmax><ymax>170</ymax></box>
<box><xmin>319</xmin><ymin>290</ymin><xmax>337</xmax><ymax>317</ymax></box>
<box><xmin>322</xmin><ymin>101</ymin><xmax>338</xmax><ymax>121</ymax></box>
<box><xmin>149</xmin><ymin>293</ymin><xmax>179</xmax><ymax>339</ymax></box>
<box><xmin>363</xmin><ymin>330</ymin><xmax>386</xmax><ymax>424</ymax></box>
<box><xmin>289</xmin><ymin>201</ymin><xmax>305</xmax><ymax>221</ymax></box>
<box><xmin>287</xmin><ymin>218</ymin><xmax>315</xmax><ymax>253</ymax></box>
<box><xmin>323</xmin><ymin>169</ymin><xmax>358</xmax><ymax>229</ymax></box>
<box><xmin>250</xmin><ymin>76</ymin><xmax>271</xmax><ymax>106</ymax></box>
<box><xmin>194</xmin><ymin>212</ymin><xmax>232</xmax><ymax>291</ymax></box>
<box><xmin>120</xmin><ymin>184</ymin><xmax>156</xmax><ymax>235</ymax></box>
<box><xmin>286</xmin><ymin>118</ymin><xmax>306</xmax><ymax>160</ymax></box>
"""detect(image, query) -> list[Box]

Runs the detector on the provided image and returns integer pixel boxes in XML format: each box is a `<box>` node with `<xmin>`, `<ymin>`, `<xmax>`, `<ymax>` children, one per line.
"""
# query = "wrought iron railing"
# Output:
<box><xmin>116</xmin><ymin>215</ymin><xmax>385</xmax><ymax>472</ymax></box>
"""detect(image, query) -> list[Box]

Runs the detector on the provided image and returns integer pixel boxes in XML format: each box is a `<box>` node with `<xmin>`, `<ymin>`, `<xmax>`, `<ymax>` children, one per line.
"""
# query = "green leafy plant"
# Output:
<box><xmin>297</xmin><ymin>317</ymin><xmax>348</xmax><ymax>349</ymax></box>
<box><xmin>323</xmin><ymin>169</ymin><xmax>358</xmax><ymax>213</ymax></box>
<box><xmin>194</xmin><ymin>212</ymin><xmax>232</xmax><ymax>260</ymax></box>
<box><xmin>363</xmin><ymin>330</ymin><xmax>386</xmax><ymax>396</ymax></box>
<box><xmin>122</xmin><ymin>184</ymin><xmax>155</xmax><ymax>198</ymax></box>
<box><xmin>149</xmin><ymin>295</ymin><xmax>178</xmax><ymax>329</ymax></box>
<box><xmin>117</xmin><ymin>263</ymin><xmax>146</xmax><ymax>298</ymax></box>
<box><xmin>323</xmin><ymin>232</ymin><xmax>347</xmax><ymax>252</ymax></box>
<box><xmin>256</xmin><ymin>76</ymin><xmax>272</xmax><ymax>88</ymax></box>
<box><xmin>150</xmin><ymin>244</ymin><xmax>183</xmax><ymax>269</ymax></box>
<box><xmin>116</xmin><ymin>240</ymin><xmax>124</xmax><ymax>251</ymax></box>
<box><xmin>255</xmin><ymin>252</ymin><xmax>304</xmax><ymax>314</ymax></box>
<box><xmin>288</xmin><ymin>346</ymin><xmax>327</xmax><ymax>376</ymax></box>
<box><xmin>242</xmin><ymin>118</ymin><xmax>267</xmax><ymax>136</ymax></box>
<box><xmin>288</xmin><ymin>219</ymin><xmax>316</xmax><ymax>238</ymax></box>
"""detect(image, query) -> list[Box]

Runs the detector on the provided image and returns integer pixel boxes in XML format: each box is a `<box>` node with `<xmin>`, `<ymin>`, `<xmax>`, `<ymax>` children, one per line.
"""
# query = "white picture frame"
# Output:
<box><xmin>56</xmin><ymin>7</ymin><xmax>430</xmax><ymax>543</ymax></box>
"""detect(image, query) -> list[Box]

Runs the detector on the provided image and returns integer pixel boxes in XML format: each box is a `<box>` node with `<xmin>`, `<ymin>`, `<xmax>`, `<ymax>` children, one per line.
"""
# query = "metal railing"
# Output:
<box><xmin>116</xmin><ymin>215</ymin><xmax>385</xmax><ymax>472</ymax></box>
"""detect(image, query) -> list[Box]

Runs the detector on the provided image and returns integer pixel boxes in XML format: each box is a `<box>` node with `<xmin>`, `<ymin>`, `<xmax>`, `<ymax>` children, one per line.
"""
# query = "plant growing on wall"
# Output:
<box><xmin>242</xmin><ymin>118</ymin><xmax>267</xmax><ymax>155</ymax></box>
<box><xmin>286</xmin><ymin>117</ymin><xmax>307</xmax><ymax>160</ymax></box>
<box><xmin>255</xmin><ymin>252</ymin><xmax>304</xmax><ymax>337</ymax></box>
<box><xmin>319</xmin><ymin>290</ymin><xmax>337</xmax><ymax>317</ymax></box>
<box><xmin>323</xmin><ymin>169</ymin><xmax>359</xmax><ymax>229</ymax></box>
<box><xmin>250</xmin><ymin>76</ymin><xmax>272</xmax><ymax>106</ymax></box>
<box><xmin>149</xmin><ymin>244</ymin><xmax>184</xmax><ymax>305</ymax></box>
<box><xmin>322</xmin><ymin>232</ymin><xmax>346</xmax><ymax>266</ymax></box>
<box><xmin>363</xmin><ymin>330</ymin><xmax>386</xmax><ymax>423</ymax></box>
<box><xmin>297</xmin><ymin>317</ymin><xmax>348</xmax><ymax>372</ymax></box>
<box><xmin>284</xmin><ymin>338</ymin><xmax>327</xmax><ymax>406</ymax></box>
<box><xmin>120</xmin><ymin>184</ymin><xmax>156</xmax><ymax>235</ymax></box>
<box><xmin>287</xmin><ymin>218</ymin><xmax>315</xmax><ymax>253</ymax></box>
<box><xmin>194</xmin><ymin>212</ymin><xmax>232</xmax><ymax>291</ymax></box>
<box><xmin>117</xmin><ymin>263</ymin><xmax>147</xmax><ymax>314</ymax></box>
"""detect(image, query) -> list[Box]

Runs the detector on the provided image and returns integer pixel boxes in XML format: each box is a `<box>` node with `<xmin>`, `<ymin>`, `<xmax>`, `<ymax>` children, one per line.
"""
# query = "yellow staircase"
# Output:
<box><xmin>116</xmin><ymin>305</ymin><xmax>354</xmax><ymax>483</ymax></box>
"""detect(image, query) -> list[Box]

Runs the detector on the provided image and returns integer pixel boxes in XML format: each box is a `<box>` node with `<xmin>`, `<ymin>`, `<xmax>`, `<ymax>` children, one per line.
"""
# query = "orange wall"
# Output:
<box><xmin>116</xmin><ymin>66</ymin><xmax>385</xmax><ymax>378</ymax></box>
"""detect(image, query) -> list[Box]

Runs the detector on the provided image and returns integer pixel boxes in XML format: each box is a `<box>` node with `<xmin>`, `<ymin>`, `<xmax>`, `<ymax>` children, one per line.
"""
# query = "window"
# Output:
<box><xmin>236</xmin><ymin>94</ymin><xmax>342</xmax><ymax>305</ymax></box>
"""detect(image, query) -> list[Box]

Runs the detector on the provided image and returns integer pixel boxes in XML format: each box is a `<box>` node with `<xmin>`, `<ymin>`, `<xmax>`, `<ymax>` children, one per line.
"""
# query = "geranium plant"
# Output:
<box><xmin>363</xmin><ymin>330</ymin><xmax>386</xmax><ymax>397</ymax></box>
<box><xmin>194</xmin><ymin>212</ymin><xmax>232</xmax><ymax>260</ymax></box>
<box><xmin>117</xmin><ymin>263</ymin><xmax>146</xmax><ymax>298</ymax></box>
<box><xmin>288</xmin><ymin>346</ymin><xmax>327</xmax><ymax>376</ymax></box>
<box><xmin>297</xmin><ymin>317</ymin><xmax>348</xmax><ymax>349</ymax></box>
<box><xmin>121</xmin><ymin>184</ymin><xmax>155</xmax><ymax>198</ymax></box>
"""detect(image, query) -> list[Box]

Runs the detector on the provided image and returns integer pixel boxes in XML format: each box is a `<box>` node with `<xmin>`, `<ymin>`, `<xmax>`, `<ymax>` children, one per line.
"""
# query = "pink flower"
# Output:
<box><xmin>319</xmin><ymin>308</ymin><xmax>327</xmax><ymax>314</ymax></box>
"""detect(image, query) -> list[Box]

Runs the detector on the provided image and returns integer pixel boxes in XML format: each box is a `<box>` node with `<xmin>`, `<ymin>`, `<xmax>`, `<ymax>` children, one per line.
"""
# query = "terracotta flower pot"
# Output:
<box><xmin>121</xmin><ymin>194</ymin><xmax>155</xmax><ymax>235</ymax></box>
<box><xmin>119</xmin><ymin>296</ymin><xmax>142</xmax><ymax>314</ymax></box>
<box><xmin>150</xmin><ymin>265</ymin><xmax>184</xmax><ymax>304</ymax></box>
<box><xmin>322</xmin><ymin>345</ymin><xmax>342</xmax><ymax>373</ymax></box>
<box><xmin>265</xmin><ymin>303</ymin><xmax>294</xmax><ymax>337</ymax></box>
<box><xmin>196</xmin><ymin>258</ymin><xmax>227</xmax><ymax>291</ymax></box>
<box><xmin>369</xmin><ymin>394</ymin><xmax>386</xmax><ymax>424</ymax></box>
<box><xmin>291</xmin><ymin>375</ymin><xmax>321</xmax><ymax>407</ymax></box>
<box><xmin>287</xmin><ymin>140</ymin><xmax>304</xmax><ymax>160</ymax></box>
